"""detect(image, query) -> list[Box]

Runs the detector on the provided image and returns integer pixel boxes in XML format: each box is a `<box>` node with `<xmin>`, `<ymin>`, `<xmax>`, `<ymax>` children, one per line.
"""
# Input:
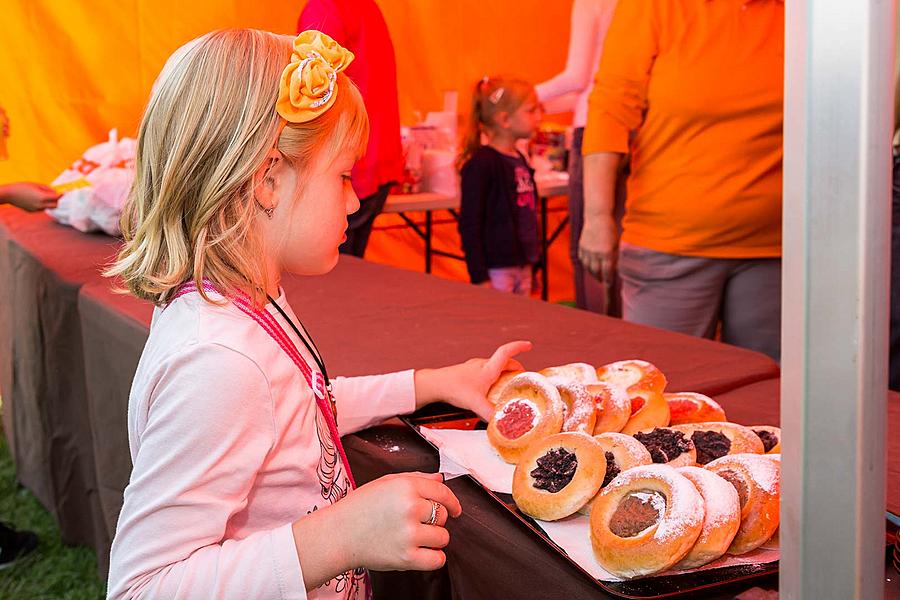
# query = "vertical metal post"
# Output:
<box><xmin>781</xmin><ymin>0</ymin><xmax>892</xmax><ymax>597</ymax></box>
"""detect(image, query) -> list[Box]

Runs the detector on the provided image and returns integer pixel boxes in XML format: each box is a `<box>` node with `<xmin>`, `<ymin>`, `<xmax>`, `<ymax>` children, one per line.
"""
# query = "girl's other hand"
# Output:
<box><xmin>414</xmin><ymin>340</ymin><xmax>533</xmax><ymax>420</ymax></box>
<box><xmin>293</xmin><ymin>472</ymin><xmax>461</xmax><ymax>590</ymax></box>
<box><xmin>339</xmin><ymin>472</ymin><xmax>461</xmax><ymax>571</ymax></box>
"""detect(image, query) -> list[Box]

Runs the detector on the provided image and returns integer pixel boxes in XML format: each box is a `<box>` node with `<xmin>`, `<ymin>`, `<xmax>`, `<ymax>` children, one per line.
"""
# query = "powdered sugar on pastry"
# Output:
<box><xmin>677</xmin><ymin>466</ymin><xmax>739</xmax><ymax>534</ymax></box>
<box><xmin>706</xmin><ymin>453</ymin><xmax>779</xmax><ymax>495</ymax></box>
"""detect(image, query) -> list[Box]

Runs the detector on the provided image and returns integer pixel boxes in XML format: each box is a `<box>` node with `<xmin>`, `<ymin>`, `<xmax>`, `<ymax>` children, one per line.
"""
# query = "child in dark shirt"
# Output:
<box><xmin>457</xmin><ymin>77</ymin><xmax>543</xmax><ymax>295</ymax></box>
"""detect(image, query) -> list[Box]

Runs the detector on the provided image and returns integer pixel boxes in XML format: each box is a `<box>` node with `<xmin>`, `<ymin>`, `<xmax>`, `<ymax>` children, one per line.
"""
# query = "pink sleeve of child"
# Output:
<box><xmin>331</xmin><ymin>370</ymin><xmax>416</xmax><ymax>436</ymax></box>
<box><xmin>107</xmin><ymin>343</ymin><xmax>307</xmax><ymax>600</ymax></box>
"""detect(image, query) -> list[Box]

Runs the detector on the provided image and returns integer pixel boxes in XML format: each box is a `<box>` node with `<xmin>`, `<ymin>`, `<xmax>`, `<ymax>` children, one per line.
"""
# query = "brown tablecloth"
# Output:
<box><xmin>0</xmin><ymin>207</ymin><xmax>117</xmax><ymax>551</ymax></box>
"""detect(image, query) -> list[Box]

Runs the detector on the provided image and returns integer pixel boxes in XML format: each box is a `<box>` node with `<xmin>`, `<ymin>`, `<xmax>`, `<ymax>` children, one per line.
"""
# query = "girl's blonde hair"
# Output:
<box><xmin>107</xmin><ymin>28</ymin><xmax>368</xmax><ymax>306</ymax></box>
<box><xmin>457</xmin><ymin>76</ymin><xmax>534</xmax><ymax>171</ymax></box>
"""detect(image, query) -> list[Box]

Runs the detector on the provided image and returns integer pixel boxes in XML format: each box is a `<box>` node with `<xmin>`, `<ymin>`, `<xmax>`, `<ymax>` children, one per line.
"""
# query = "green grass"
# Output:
<box><xmin>0</xmin><ymin>429</ymin><xmax>105</xmax><ymax>599</ymax></box>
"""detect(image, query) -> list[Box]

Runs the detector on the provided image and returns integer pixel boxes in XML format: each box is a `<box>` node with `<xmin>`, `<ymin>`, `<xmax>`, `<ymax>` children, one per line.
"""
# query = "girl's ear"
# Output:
<box><xmin>494</xmin><ymin>111</ymin><xmax>511</xmax><ymax>129</ymax></box>
<box><xmin>252</xmin><ymin>149</ymin><xmax>283</xmax><ymax>207</ymax></box>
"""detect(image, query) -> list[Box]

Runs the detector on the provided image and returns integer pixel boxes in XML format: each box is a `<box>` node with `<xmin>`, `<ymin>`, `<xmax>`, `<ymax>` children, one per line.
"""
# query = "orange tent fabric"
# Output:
<box><xmin>0</xmin><ymin>1</ymin><xmax>575</xmax><ymax>301</ymax></box>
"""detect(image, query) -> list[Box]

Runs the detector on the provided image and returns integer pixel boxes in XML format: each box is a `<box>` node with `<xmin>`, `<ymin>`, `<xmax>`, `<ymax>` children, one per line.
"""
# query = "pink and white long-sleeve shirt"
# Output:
<box><xmin>107</xmin><ymin>290</ymin><xmax>415</xmax><ymax>599</ymax></box>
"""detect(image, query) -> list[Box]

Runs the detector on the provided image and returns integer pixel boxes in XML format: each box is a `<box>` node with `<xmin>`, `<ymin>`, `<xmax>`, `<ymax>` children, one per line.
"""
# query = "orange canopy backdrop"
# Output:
<box><xmin>1</xmin><ymin>0</ymin><xmax>575</xmax><ymax>300</ymax></box>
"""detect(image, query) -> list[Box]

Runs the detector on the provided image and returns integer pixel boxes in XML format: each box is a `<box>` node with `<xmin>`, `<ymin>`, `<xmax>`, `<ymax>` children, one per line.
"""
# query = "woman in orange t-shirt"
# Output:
<box><xmin>579</xmin><ymin>0</ymin><xmax>784</xmax><ymax>360</ymax></box>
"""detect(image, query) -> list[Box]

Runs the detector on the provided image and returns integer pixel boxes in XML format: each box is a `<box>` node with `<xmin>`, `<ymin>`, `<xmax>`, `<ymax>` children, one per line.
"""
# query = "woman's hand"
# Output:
<box><xmin>414</xmin><ymin>340</ymin><xmax>532</xmax><ymax>421</ymax></box>
<box><xmin>293</xmin><ymin>472</ymin><xmax>462</xmax><ymax>589</ymax></box>
<box><xmin>578</xmin><ymin>213</ymin><xmax>618</xmax><ymax>284</ymax></box>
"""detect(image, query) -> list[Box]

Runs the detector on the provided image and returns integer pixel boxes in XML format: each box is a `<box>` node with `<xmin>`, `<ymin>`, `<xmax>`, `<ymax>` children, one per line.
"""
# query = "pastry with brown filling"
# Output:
<box><xmin>750</xmin><ymin>425</ymin><xmax>781</xmax><ymax>454</ymax></box>
<box><xmin>578</xmin><ymin>432</ymin><xmax>653</xmax><ymax>515</ymax></box>
<box><xmin>705</xmin><ymin>453</ymin><xmax>781</xmax><ymax>555</ymax></box>
<box><xmin>632</xmin><ymin>427</ymin><xmax>697</xmax><ymax>467</ymax></box>
<box><xmin>587</xmin><ymin>382</ymin><xmax>631</xmax><ymax>435</ymax></box>
<box><xmin>512</xmin><ymin>432</ymin><xmax>606</xmax><ymax>521</ymax></box>
<box><xmin>487</xmin><ymin>372</ymin><xmax>564</xmax><ymax>463</ymax></box>
<box><xmin>670</xmin><ymin>422</ymin><xmax>764</xmax><ymax>465</ymax></box>
<box><xmin>674</xmin><ymin>466</ymin><xmax>741</xmax><ymax>569</ymax></box>
<box><xmin>664</xmin><ymin>392</ymin><xmax>727</xmax><ymax>425</ymax></box>
<box><xmin>590</xmin><ymin>464</ymin><xmax>705</xmax><ymax>578</ymax></box>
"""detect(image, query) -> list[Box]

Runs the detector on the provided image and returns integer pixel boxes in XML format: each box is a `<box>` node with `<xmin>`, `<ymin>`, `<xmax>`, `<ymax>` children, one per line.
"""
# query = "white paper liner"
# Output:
<box><xmin>419</xmin><ymin>426</ymin><xmax>779</xmax><ymax>582</ymax></box>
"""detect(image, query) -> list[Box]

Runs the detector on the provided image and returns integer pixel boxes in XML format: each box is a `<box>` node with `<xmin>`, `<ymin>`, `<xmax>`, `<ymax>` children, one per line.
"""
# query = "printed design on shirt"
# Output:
<box><xmin>514</xmin><ymin>165</ymin><xmax>536</xmax><ymax>210</ymax></box>
<box><xmin>307</xmin><ymin>506</ymin><xmax>365</xmax><ymax>599</ymax></box>
<box><xmin>315</xmin><ymin>405</ymin><xmax>351</xmax><ymax>505</ymax></box>
<box><xmin>329</xmin><ymin>567</ymin><xmax>365</xmax><ymax>598</ymax></box>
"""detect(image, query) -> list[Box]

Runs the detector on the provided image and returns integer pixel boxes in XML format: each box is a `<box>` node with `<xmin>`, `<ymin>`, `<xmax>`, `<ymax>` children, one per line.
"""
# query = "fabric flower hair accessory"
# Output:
<box><xmin>276</xmin><ymin>30</ymin><xmax>355</xmax><ymax>124</ymax></box>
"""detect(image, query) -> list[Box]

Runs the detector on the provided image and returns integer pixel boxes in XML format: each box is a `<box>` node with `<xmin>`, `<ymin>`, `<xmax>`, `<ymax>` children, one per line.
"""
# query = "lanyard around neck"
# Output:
<box><xmin>266</xmin><ymin>293</ymin><xmax>330</xmax><ymax>388</ymax></box>
<box><xmin>171</xmin><ymin>281</ymin><xmax>355</xmax><ymax>489</ymax></box>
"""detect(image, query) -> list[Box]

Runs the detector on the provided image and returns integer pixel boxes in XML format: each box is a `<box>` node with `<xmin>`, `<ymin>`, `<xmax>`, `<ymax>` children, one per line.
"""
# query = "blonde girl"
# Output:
<box><xmin>106</xmin><ymin>29</ymin><xmax>529</xmax><ymax>599</ymax></box>
<box><xmin>457</xmin><ymin>77</ymin><xmax>543</xmax><ymax>295</ymax></box>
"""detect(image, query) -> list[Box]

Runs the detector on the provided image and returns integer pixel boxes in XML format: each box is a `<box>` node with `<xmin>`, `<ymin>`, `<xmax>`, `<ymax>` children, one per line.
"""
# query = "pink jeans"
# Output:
<box><xmin>488</xmin><ymin>265</ymin><xmax>533</xmax><ymax>296</ymax></box>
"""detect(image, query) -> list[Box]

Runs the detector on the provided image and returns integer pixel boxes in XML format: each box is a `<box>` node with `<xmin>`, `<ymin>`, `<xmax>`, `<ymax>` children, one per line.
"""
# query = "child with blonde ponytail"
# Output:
<box><xmin>106</xmin><ymin>29</ymin><xmax>529</xmax><ymax>599</ymax></box>
<box><xmin>457</xmin><ymin>76</ymin><xmax>543</xmax><ymax>295</ymax></box>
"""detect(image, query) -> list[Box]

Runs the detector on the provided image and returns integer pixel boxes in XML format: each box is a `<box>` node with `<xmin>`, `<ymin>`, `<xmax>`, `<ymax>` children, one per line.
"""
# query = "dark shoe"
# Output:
<box><xmin>0</xmin><ymin>523</ymin><xmax>38</xmax><ymax>569</ymax></box>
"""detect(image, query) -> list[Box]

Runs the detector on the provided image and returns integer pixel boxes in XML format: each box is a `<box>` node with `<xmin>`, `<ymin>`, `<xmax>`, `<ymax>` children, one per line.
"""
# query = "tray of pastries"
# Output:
<box><xmin>403</xmin><ymin>359</ymin><xmax>782</xmax><ymax>598</ymax></box>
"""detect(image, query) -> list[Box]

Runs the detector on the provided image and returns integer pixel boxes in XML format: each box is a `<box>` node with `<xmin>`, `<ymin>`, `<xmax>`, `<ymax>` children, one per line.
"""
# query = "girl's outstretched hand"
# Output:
<box><xmin>414</xmin><ymin>340</ymin><xmax>533</xmax><ymax>421</ymax></box>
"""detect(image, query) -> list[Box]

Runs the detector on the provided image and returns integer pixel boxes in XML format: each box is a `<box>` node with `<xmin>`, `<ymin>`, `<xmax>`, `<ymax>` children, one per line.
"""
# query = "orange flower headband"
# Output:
<box><xmin>276</xmin><ymin>30</ymin><xmax>355</xmax><ymax>124</ymax></box>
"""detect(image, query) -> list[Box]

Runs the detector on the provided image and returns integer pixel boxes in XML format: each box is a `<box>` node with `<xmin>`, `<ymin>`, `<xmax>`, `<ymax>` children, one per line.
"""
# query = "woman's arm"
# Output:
<box><xmin>579</xmin><ymin>152</ymin><xmax>622</xmax><ymax>280</ymax></box>
<box><xmin>535</xmin><ymin>0</ymin><xmax>615</xmax><ymax>103</ymax></box>
<box><xmin>580</xmin><ymin>0</ymin><xmax>660</xmax><ymax>278</ymax></box>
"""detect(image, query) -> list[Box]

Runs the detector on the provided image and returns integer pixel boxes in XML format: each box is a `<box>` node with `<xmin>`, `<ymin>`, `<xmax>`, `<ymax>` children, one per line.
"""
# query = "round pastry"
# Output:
<box><xmin>761</xmin><ymin>527</ymin><xmax>779</xmax><ymax>550</ymax></box>
<box><xmin>590</xmin><ymin>464</ymin><xmax>705</xmax><ymax>579</ymax></box>
<box><xmin>487</xmin><ymin>372</ymin><xmax>565</xmax><ymax>464</ymax></box>
<box><xmin>750</xmin><ymin>425</ymin><xmax>781</xmax><ymax>454</ymax></box>
<box><xmin>665</xmin><ymin>392</ymin><xmax>727</xmax><ymax>425</ymax></box>
<box><xmin>705</xmin><ymin>453</ymin><xmax>781</xmax><ymax>555</ymax></box>
<box><xmin>578</xmin><ymin>432</ymin><xmax>653</xmax><ymax>515</ymax></box>
<box><xmin>632</xmin><ymin>427</ymin><xmax>697</xmax><ymax>467</ymax></box>
<box><xmin>539</xmin><ymin>362</ymin><xmax>599</xmax><ymax>384</ymax></box>
<box><xmin>596</xmin><ymin>359</ymin><xmax>667</xmax><ymax>394</ymax></box>
<box><xmin>670</xmin><ymin>422</ymin><xmax>764</xmax><ymax>465</ymax></box>
<box><xmin>554</xmin><ymin>380</ymin><xmax>597</xmax><ymax>434</ymax></box>
<box><xmin>512</xmin><ymin>432</ymin><xmax>606</xmax><ymax>521</ymax></box>
<box><xmin>620</xmin><ymin>388</ymin><xmax>670</xmax><ymax>435</ymax></box>
<box><xmin>674</xmin><ymin>466</ymin><xmax>741</xmax><ymax>569</ymax></box>
<box><xmin>487</xmin><ymin>369</ymin><xmax>525</xmax><ymax>406</ymax></box>
<box><xmin>587</xmin><ymin>382</ymin><xmax>631</xmax><ymax>435</ymax></box>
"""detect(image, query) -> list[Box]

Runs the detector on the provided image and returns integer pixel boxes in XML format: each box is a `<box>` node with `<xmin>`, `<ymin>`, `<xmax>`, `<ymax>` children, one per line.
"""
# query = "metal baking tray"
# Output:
<box><xmin>401</xmin><ymin>405</ymin><xmax>779</xmax><ymax>599</ymax></box>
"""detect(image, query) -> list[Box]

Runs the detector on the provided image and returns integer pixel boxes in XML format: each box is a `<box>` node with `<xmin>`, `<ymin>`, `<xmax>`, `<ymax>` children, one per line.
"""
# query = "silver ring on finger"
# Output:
<box><xmin>427</xmin><ymin>500</ymin><xmax>439</xmax><ymax>525</ymax></box>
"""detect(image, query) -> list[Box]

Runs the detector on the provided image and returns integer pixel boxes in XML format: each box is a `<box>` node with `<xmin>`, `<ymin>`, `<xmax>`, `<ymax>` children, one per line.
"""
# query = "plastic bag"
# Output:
<box><xmin>47</xmin><ymin>129</ymin><xmax>136</xmax><ymax>236</ymax></box>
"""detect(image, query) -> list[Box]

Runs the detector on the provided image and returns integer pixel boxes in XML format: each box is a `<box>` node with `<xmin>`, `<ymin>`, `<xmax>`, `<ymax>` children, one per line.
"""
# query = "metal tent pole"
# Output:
<box><xmin>781</xmin><ymin>0</ymin><xmax>893</xmax><ymax>597</ymax></box>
